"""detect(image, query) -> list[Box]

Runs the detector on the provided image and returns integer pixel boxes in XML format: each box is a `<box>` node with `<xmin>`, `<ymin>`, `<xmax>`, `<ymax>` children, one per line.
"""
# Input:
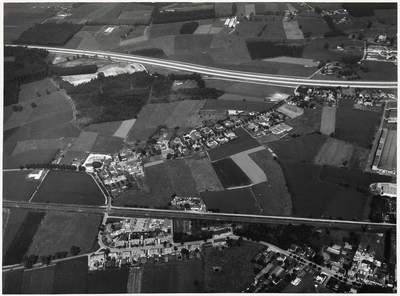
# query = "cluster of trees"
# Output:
<box><xmin>179</xmin><ymin>21</ymin><xmax>199</xmax><ymax>34</ymax></box>
<box><xmin>13</xmin><ymin>22</ymin><xmax>83</xmax><ymax>46</ymax></box>
<box><xmin>369</xmin><ymin>195</ymin><xmax>395</xmax><ymax>223</ymax></box>
<box><xmin>152</xmin><ymin>8</ymin><xmax>215</xmax><ymax>24</ymax></box>
<box><xmin>323</xmin><ymin>15</ymin><xmax>345</xmax><ymax>38</ymax></box>
<box><xmin>130</xmin><ymin>48</ymin><xmax>167</xmax><ymax>59</ymax></box>
<box><xmin>342</xmin><ymin>3</ymin><xmax>396</xmax><ymax>17</ymax></box>
<box><xmin>176</xmin><ymin>87</ymin><xmax>224</xmax><ymax>100</ymax></box>
<box><xmin>168</xmin><ymin>72</ymin><xmax>205</xmax><ymax>88</ymax></box>
<box><xmin>22</xmin><ymin>163</ymin><xmax>85</xmax><ymax>171</ymax></box>
<box><xmin>23</xmin><ymin>246</ymin><xmax>80</xmax><ymax>269</ymax></box>
<box><xmin>12</xmin><ymin>104</ymin><xmax>23</xmax><ymax>112</ymax></box>
<box><xmin>246</xmin><ymin>41</ymin><xmax>305</xmax><ymax>60</ymax></box>
<box><xmin>49</xmin><ymin>64</ymin><xmax>98</xmax><ymax>76</ymax></box>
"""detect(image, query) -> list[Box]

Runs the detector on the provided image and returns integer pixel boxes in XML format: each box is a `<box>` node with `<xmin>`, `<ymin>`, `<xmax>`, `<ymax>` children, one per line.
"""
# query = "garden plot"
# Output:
<box><xmin>230</xmin><ymin>152</ymin><xmax>267</xmax><ymax>185</ymax></box>
<box><xmin>314</xmin><ymin>138</ymin><xmax>354</xmax><ymax>167</ymax></box>
<box><xmin>283</xmin><ymin>20</ymin><xmax>304</xmax><ymax>39</ymax></box>
<box><xmin>320</xmin><ymin>106</ymin><xmax>336</xmax><ymax>135</ymax></box>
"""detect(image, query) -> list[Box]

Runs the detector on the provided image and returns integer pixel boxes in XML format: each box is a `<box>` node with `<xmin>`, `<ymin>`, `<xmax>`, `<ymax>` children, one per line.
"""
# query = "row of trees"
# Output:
<box><xmin>130</xmin><ymin>48</ymin><xmax>167</xmax><ymax>59</ymax></box>
<box><xmin>246</xmin><ymin>41</ymin><xmax>305</xmax><ymax>60</ymax></box>
<box><xmin>49</xmin><ymin>64</ymin><xmax>98</xmax><ymax>76</ymax></box>
<box><xmin>22</xmin><ymin>163</ymin><xmax>86</xmax><ymax>171</ymax></box>
<box><xmin>22</xmin><ymin>246</ymin><xmax>80</xmax><ymax>269</ymax></box>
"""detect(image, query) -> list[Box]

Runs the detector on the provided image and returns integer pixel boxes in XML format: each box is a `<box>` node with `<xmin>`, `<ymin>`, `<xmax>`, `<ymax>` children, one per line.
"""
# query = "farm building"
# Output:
<box><xmin>369</xmin><ymin>183</ymin><xmax>397</xmax><ymax>198</ymax></box>
<box><xmin>269</xmin><ymin>123</ymin><xmax>293</xmax><ymax>135</ymax></box>
<box><xmin>28</xmin><ymin>170</ymin><xmax>44</xmax><ymax>180</ymax></box>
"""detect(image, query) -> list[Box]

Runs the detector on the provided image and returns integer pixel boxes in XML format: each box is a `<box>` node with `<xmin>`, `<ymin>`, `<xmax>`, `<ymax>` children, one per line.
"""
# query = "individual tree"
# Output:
<box><xmin>70</xmin><ymin>246</ymin><xmax>81</xmax><ymax>256</ymax></box>
<box><xmin>31</xmin><ymin>102</ymin><xmax>37</xmax><ymax>108</ymax></box>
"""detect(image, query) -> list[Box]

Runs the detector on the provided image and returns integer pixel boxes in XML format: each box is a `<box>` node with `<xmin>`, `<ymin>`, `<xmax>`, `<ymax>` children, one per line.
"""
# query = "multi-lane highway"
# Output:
<box><xmin>8</xmin><ymin>44</ymin><xmax>397</xmax><ymax>89</ymax></box>
<box><xmin>3</xmin><ymin>200</ymin><xmax>395</xmax><ymax>231</ymax></box>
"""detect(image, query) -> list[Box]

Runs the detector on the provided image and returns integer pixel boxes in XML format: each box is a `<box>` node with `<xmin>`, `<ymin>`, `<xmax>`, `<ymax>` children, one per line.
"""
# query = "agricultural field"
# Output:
<box><xmin>59</xmin><ymin>150</ymin><xmax>89</xmax><ymax>166</ymax></box>
<box><xmin>285</xmin><ymin>106</ymin><xmax>323</xmax><ymax>135</ymax></box>
<box><xmin>207</xmin><ymin>127</ymin><xmax>262</xmax><ymax>162</ymax></box>
<box><xmin>320</xmin><ymin>106</ymin><xmax>336</xmax><ymax>135</ymax></box>
<box><xmin>84</xmin><ymin>120</ymin><xmax>123</xmax><ymax>136</ymax></box>
<box><xmin>321</xmin><ymin>188</ymin><xmax>367</xmax><ymax>220</ymax></box>
<box><xmin>202</xmin><ymin>99</ymin><xmax>275</xmax><ymax>112</ymax></box>
<box><xmin>11</xmin><ymin>138</ymin><xmax>72</xmax><ymax>156</ymax></box>
<box><xmin>187</xmin><ymin>153</ymin><xmax>224</xmax><ymax>192</ymax></box>
<box><xmin>200</xmin><ymin>187</ymin><xmax>260</xmax><ymax>214</ymax></box>
<box><xmin>335</xmin><ymin>99</ymin><xmax>381</xmax><ymax>148</ymax></box>
<box><xmin>230</xmin><ymin>152</ymin><xmax>267</xmax><ymax>185</ymax></box>
<box><xmin>113</xmin><ymin>119</ymin><xmax>136</xmax><ymax>138</ymax></box>
<box><xmin>260</xmin><ymin>16</ymin><xmax>287</xmax><ymax>40</ymax></box>
<box><xmin>32</xmin><ymin>171</ymin><xmax>106</xmax><ymax>206</ymax></box>
<box><xmin>276</xmin><ymin>103</ymin><xmax>304</xmax><ymax>119</ymax></box>
<box><xmin>3</xmin><ymin>270</ymin><xmax>24</xmax><ymax>294</ymax></box>
<box><xmin>3</xmin><ymin>211</ymin><xmax>46</xmax><ymax>266</ymax></box>
<box><xmin>90</xmin><ymin>134</ymin><xmax>124</xmax><ymax>154</ymax></box>
<box><xmin>87</xmin><ymin>268</ymin><xmax>130</xmax><ymax>293</ymax></box>
<box><xmin>175</xmin><ymin>35</ymin><xmax>214</xmax><ymax>53</ymax></box>
<box><xmin>212</xmin><ymin>157</ymin><xmax>252</xmax><ymax>188</ymax></box>
<box><xmin>21</xmin><ymin>265</ymin><xmax>56</xmax><ymax>294</ymax></box>
<box><xmin>203</xmin><ymin>241</ymin><xmax>264</xmax><ymax>293</ymax></box>
<box><xmin>267</xmin><ymin>134</ymin><xmax>327</xmax><ymax>162</ymax></box>
<box><xmin>249</xmin><ymin>149</ymin><xmax>292</xmax><ymax>216</ymax></box>
<box><xmin>165</xmin><ymin>159</ymin><xmax>199</xmax><ymax>197</ymax></box>
<box><xmin>18</xmin><ymin>78</ymin><xmax>58</xmax><ymax>102</ymax></box>
<box><xmin>27</xmin><ymin>212</ymin><xmax>102</xmax><ymax>257</ymax></box>
<box><xmin>378</xmin><ymin>129</ymin><xmax>397</xmax><ymax>171</ymax></box>
<box><xmin>69</xmin><ymin>131</ymin><xmax>99</xmax><ymax>152</ymax></box>
<box><xmin>296</xmin><ymin>16</ymin><xmax>330</xmax><ymax>38</ymax></box>
<box><xmin>3</xmin><ymin>170</ymin><xmax>42</xmax><ymax>202</ymax></box>
<box><xmin>314</xmin><ymin>138</ymin><xmax>355</xmax><ymax>167</ymax></box>
<box><xmin>52</xmin><ymin>257</ymin><xmax>88</xmax><ymax>293</ymax></box>
<box><xmin>3</xmin><ymin>148</ymin><xmax>59</xmax><ymax>169</ymax></box>
<box><xmin>142</xmin><ymin>260</ymin><xmax>204</xmax><ymax>293</ymax></box>
<box><xmin>283</xmin><ymin>20</ymin><xmax>303</xmax><ymax>39</ymax></box>
<box><xmin>358</xmin><ymin>60</ymin><xmax>397</xmax><ymax>82</ymax></box>
<box><xmin>3</xmin><ymin>209</ymin><xmax>30</xmax><ymax>258</ymax></box>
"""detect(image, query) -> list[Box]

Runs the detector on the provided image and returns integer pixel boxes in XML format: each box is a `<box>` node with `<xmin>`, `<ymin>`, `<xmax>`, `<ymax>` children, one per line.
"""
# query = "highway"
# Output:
<box><xmin>9</xmin><ymin>44</ymin><xmax>397</xmax><ymax>89</ymax></box>
<box><xmin>3</xmin><ymin>200</ymin><xmax>395</xmax><ymax>231</ymax></box>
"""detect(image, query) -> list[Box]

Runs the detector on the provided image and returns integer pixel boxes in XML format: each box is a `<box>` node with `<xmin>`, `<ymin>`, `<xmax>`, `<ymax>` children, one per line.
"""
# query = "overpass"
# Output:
<box><xmin>8</xmin><ymin>44</ymin><xmax>397</xmax><ymax>89</ymax></box>
<box><xmin>3</xmin><ymin>200</ymin><xmax>395</xmax><ymax>231</ymax></box>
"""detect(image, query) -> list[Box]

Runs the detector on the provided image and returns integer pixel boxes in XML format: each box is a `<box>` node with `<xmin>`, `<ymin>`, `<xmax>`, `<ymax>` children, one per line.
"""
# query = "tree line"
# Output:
<box><xmin>342</xmin><ymin>3</ymin><xmax>396</xmax><ymax>17</ymax></box>
<box><xmin>246</xmin><ymin>41</ymin><xmax>305</xmax><ymax>60</ymax></box>
<box><xmin>151</xmin><ymin>8</ymin><xmax>215</xmax><ymax>24</ymax></box>
<box><xmin>130</xmin><ymin>48</ymin><xmax>167</xmax><ymax>59</ymax></box>
<box><xmin>49</xmin><ymin>64</ymin><xmax>98</xmax><ymax>76</ymax></box>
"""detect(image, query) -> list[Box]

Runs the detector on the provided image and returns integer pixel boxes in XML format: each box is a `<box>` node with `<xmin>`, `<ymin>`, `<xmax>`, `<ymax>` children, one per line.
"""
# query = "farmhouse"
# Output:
<box><xmin>28</xmin><ymin>169</ymin><xmax>44</xmax><ymax>180</ymax></box>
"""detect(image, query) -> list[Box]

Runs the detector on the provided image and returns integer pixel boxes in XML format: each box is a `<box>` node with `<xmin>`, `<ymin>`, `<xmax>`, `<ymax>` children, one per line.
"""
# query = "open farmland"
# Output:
<box><xmin>212</xmin><ymin>157</ymin><xmax>252</xmax><ymax>188</ymax></box>
<box><xmin>358</xmin><ymin>60</ymin><xmax>397</xmax><ymax>82</ymax></box>
<box><xmin>249</xmin><ymin>149</ymin><xmax>292</xmax><ymax>216</ymax></box>
<box><xmin>207</xmin><ymin>127</ymin><xmax>262</xmax><ymax>162</ymax></box>
<box><xmin>113</xmin><ymin>119</ymin><xmax>136</xmax><ymax>138</ymax></box>
<box><xmin>201</xmin><ymin>188</ymin><xmax>260</xmax><ymax>214</ymax></box>
<box><xmin>27</xmin><ymin>212</ymin><xmax>102</xmax><ymax>257</ymax></box>
<box><xmin>277</xmin><ymin>103</ymin><xmax>304</xmax><ymax>119</ymax></box>
<box><xmin>260</xmin><ymin>16</ymin><xmax>286</xmax><ymax>40</ymax></box>
<box><xmin>267</xmin><ymin>134</ymin><xmax>327</xmax><ymax>162</ymax></box>
<box><xmin>32</xmin><ymin>171</ymin><xmax>105</xmax><ymax>205</ymax></box>
<box><xmin>187</xmin><ymin>153</ymin><xmax>224</xmax><ymax>192</ymax></box>
<box><xmin>18</xmin><ymin>78</ymin><xmax>58</xmax><ymax>102</ymax></box>
<box><xmin>90</xmin><ymin>134</ymin><xmax>124</xmax><ymax>154</ymax></box>
<box><xmin>142</xmin><ymin>260</ymin><xmax>204</xmax><ymax>293</ymax></box>
<box><xmin>204</xmin><ymin>241</ymin><xmax>264</xmax><ymax>293</ymax></box>
<box><xmin>283</xmin><ymin>20</ymin><xmax>303</xmax><ymax>39</ymax></box>
<box><xmin>285</xmin><ymin>106</ymin><xmax>322</xmax><ymax>135</ymax></box>
<box><xmin>3</xmin><ymin>211</ymin><xmax>46</xmax><ymax>266</ymax></box>
<box><xmin>3</xmin><ymin>209</ymin><xmax>30</xmax><ymax>258</ymax></box>
<box><xmin>12</xmin><ymin>138</ymin><xmax>72</xmax><ymax>155</ymax></box>
<box><xmin>296</xmin><ymin>16</ymin><xmax>330</xmax><ymax>38</ymax></box>
<box><xmin>336</xmin><ymin>99</ymin><xmax>381</xmax><ymax>148</ymax></box>
<box><xmin>21</xmin><ymin>265</ymin><xmax>56</xmax><ymax>294</ymax></box>
<box><xmin>69</xmin><ymin>131</ymin><xmax>99</xmax><ymax>152</ymax></box>
<box><xmin>59</xmin><ymin>150</ymin><xmax>89</xmax><ymax>165</ymax></box>
<box><xmin>320</xmin><ymin>106</ymin><xmax>336</xmax><ymax>135</ymax></box>
<box><xmin>87</xmin><ymin>268</ymin><xmax>130</xmax><ymax>293</ymax></box>
<box><xmin>3</xmin><ymin>149</ymin><xmax>59</xmax><ymax>169</ymax></box>
<box><xmin>3</xmin><ymin>270</ymin><xmax>24</xmax><ymax>294</ymax></box>
<box><xmin>322</xmin><ymin>188</ymin><xmax>367</xmax><ymax>220</ymax></box>
<box><xmin>84</xmin><ymin>121</ymin><xmax>123</xmax><ymax>136</ymax></box>
<box><xmin>202</xmin><ymin>99</ymin><xmax>275</xmax><ymax>112</ymax></box>
<box><xmin>52</xmin><ymin>257</ymin><xmax>88</xmax><ymax>294</ymax></box>
<box><xmin>165</xmin><ymin>159</ymin><xmax>199</xmax><ymax>197</ymax></box>
<box><xmin>314</xmin><ymin>138</ymin><xmax>354</xmax><ymax>167</ymax></box>
<box><xmin>3</xmin><ymin>170</ymin><xmax>42</xmax><ymax>202</ymax></box>
<box><xmin>230</xmin><ymin>153</ymin><xmax>267</xmax><ymax>185</ymax></box>
<box><xmin>378</xmin><ymin>129</ymin><xmax>397</xmax><ymax>171</ymax></box>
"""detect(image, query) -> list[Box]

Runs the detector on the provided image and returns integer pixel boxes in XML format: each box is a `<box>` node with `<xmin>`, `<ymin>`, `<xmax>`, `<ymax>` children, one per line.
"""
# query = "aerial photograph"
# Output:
<box><xmin>2</xmin><ymin>1</ymin><xmax>397</xmax><ymax>293</ymax></box>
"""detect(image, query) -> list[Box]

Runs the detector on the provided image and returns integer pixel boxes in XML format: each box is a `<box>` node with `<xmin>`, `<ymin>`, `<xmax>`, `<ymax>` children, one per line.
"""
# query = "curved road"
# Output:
<box><xmin>8</xmin><ymin>45</ymin><xmax>397</xmax><ymax>89</ymax></box>
<box><xmin>3</xmin><ymin>200</ymin><xmax>395</xmax><ymax>231</ymax></box>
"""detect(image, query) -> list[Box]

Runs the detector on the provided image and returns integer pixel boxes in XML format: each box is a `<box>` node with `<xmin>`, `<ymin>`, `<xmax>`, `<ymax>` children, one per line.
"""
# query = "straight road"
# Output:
<box><xmin>9</xmin><ymin>45</ymin><xmax>397</xmax><ymax>89</ymax></box>
<box><xmin>3</xmin><ymin>200</ymin><xmax>395</xmax><ymax>231</ymax></box>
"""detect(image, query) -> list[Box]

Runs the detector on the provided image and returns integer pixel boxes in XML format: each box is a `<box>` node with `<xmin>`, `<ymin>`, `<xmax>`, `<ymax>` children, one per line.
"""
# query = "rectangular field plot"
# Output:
<box><xmin>3</xmin><ymin>170</ymin><xmax>42</xmax><ymax>202</ymax></box>
<box><xmin>202</xmin><ymin>99</ymin><xmax>275</xmax><ymax>112</ymax></box>
<box><xmin>91</xmin><ymin>134</ymin><xmax>124</xmax><ymax>154</ymax></box>
<box><xmin>84</xmin><ymin>120</ymin><xmax>122</xmax><ymax>136</ymax></box>
<box><xmin>4</xmin><ymin>148</ymin><xmax>59</xmax><ymax>169</ymax></box>
<box><xmin>32</xmin><ymin>171</ymin><xmax>106</xmax><ymax>206</ymax></box>
<box><xmin>3</xmin><ymin>209</ymin><xmax>29</xmax><ymax>262</ymax></box>
<box><xmin>201</xmin><ymin>187</ymin><xmax>260</xmax><ymax>214</ymax></box>
<box><xmin>194</xmin><ymin>24</ymin><xmax>212</xmax><ymax>34</ymax></box>
<box><xmin>212</xmin><ymin>158</ymin><xmax>252</xmax><ymax>188</ymax></box>
<box><xmin>336</xmin><ymin>99</ymin><xmax>381</xmax><ymax>148</ymax></box>
<box><xmin>142</xmin><ymin>260</ymin><xmax>204</xmax><ymax>293</ymax></box>
<box><xmin>165</xmin><ymin>159</ymin><xmax>199</xmax><ymax>197</ymax></box>
<box><xmin>283</xmin><ymin>20</ymin><xmax>303</xmax><ymax>39</ymax></box>
<box><xmin>113</xmin><ymin>119</ymin><xmax>135</xmax><ymax>138</ymax></box>
<box><xmin>18</xmin><ymin>78</ymin><xmax>58</xmax><ymax>102</ymax></box>
<box><xmin>3</xmin><ymin>211</ymin><xmax>46</xmax><ymax>266</ymax></box>
<box><xmin>320</xmin><ymin>106</ymin><xmax>336</xmax><ymax>135</ymax></box>
<box><xmin>12</xmin><ymin>138</ymin><xmax>71</xmax><ymax>155</ymax></box>
<box><xmin>21</xmin><ymin>265</ymin><xmax>56</xmax><ymax>294</ymax></box>
<box><xmin>187</xmin><ymin>154</ymin><xmax>224</xmax><ymax>192</ymax></box>
<box><xmin>87</xmin><ymin>268</ymin><xmax>130</xmax><ymax>293</ymax></box>
<box><xmin>322</xmin><ymin>189</ymin><xmax>366</xmax><ymax>220</ymax></box>
<box><xmin>207</xmin><ymin>127</ymin><xmax>262</xmax><ymax>162</ymax></box>
<box><xmin>378</xmin><ymin>129</ymin><xmax>397</xmax><ymax>171</ymax></box>
<box><xmin>70</xmin><ymin>131</ymin><xmax>99</xmax><ymax>152</ymax></box>
<box><xmin>27</xmin><ymin>212</ymin><xmax>102</xmax><ymax>257</ymax></box>
<box><xmin>314</xmin><ymin>137</ymin><xmax>354</xmax><ymax>167</ymax></box>
<box><xmin>230</xmin><ymin>153</ymin><xmax>266</xmax><ymax>185</ymax></box>
<box><xmin>52</xmin><ymin>257</ymin><xmax>88</xmax><ymax>294</ymax></box>
<box><xmin>3</xmin><ymin>270</ymin><xmax>24</xmax><ymax>294</ymax></box>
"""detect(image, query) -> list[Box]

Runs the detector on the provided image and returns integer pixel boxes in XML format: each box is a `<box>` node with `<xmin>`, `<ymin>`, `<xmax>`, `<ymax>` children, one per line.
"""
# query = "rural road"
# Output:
<box><xmin>3</xmin><ymin>200</ymin><xmax>395</xmax><ymax>231</ymax></box>
<box><xmin>8</xmin><ymin>45</ymin><xmax>397</xmax><ymax>89</ymax></box>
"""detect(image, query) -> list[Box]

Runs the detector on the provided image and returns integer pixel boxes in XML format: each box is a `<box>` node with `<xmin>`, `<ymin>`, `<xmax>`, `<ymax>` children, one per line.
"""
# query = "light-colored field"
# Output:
<box><xmin>277</xmin><ymin>103</ymin><xmax>304</xmax><ymax>119</ymax></box>
<box><xmin>193</xmin><ymin>24</ymin><xmax>213</xmax><ymax>34</ymax></box>
<box><xmin>12</xmin><ymin>138</ymin><xmax>72</xmax><ymax>155</ymax></box>
<box><xmin>113</xmin><ymin>119</ymin><xmax>135</xmax><ymax>138</ymax></box>
<box><xmin>118</xmin><ymin>10</ymin><xmax>152</xmax><ymax>21</ymax></box>
<box><xmin>286</xmin><ymin>3</ymin><xmax>299</xmax><ymax>13</ymax></box>
<box><xmin>209</xmin><ymin>27</ymin><xmax>223</xmax><ymax>34</ymax></box>
<box><xmin>262</xmin><ymin>56</ymin><xmax>318</xmax><ymax>67</ymax></box>
<box><xmin>320</xmin><ymin>106</ymin><xmax>336</xmax><ymax>135</ymax></box>
<box><xmin>314</xmin><ymin>137</ymin><xmax>354</xmax><ymax>166</ymax></box>
<box><xmin>283</xmin><ymin>20</ymin><xmax>304</xmax><ymax>39</ymax></box>
<box><xmin>244</xmin><ymin>4</ymin><xmax>255</xmax><ymax>16</ymax></box>
<box><xmin>70</xmin><ymin>131</ymin><xmax>99</xmax><ymax>152</ymax></box>
<box><xmin>230</xmin><ymin>152</ymin><xmax>267</xmax><ymax>185</ymax></box>
<box><xmin>164</xmin><ymin>100</ymin><xmax>206</xmax><ymax>128</ymax></box>
<box><xmin>379</xmin><ymin>129</ymin><xmax>397</xmax><ymax>170</ymax></box>
<box><xmin>127</xmin><ymin>267</ymin><xmax>143</xmax><ymax>293</ymax></box>
<box><xmin>187</xmin><ymin>154</ymin><xmax>224</xmax><ymax>192</ymax></box>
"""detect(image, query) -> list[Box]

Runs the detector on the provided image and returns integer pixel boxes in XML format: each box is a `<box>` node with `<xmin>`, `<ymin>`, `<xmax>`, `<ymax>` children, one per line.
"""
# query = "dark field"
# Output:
<box><xmin>52</xmin><ymin>256</ymin><xmax>88</xmax><ymax>293</ymax></box>
<box><xmin>90</xmin><ymin>134</ymin><xmax>124</xmax><ymax>154</ymax></box>
<box><xmin>202</xmin><ymin>99</ymin><xmax>275</xmax><ymax>112</ymax></box>
<box><xmin>336</xmin><ymin>99</ymin><xmax>381</xmax><ymax>148</ymax></box>
<box><xmin>319</xmin><ymin>166</ymin><xmax>392</xmax><ymax>189</ymax></box>
<box><xmin>21</xmin><ymin>265</ymin><xmax>56</xmax><ymax>294</ymax></box>
<box><xmin>267</xmin><ymin>134</ymin><xmax>327</xmax><ymax>162</ymax></box>
<box><xmin>3</xmin><ymin>170</ymin><xmax>41</xmax><ymax>202</ymax></box>
<box><xmin>207</xmin><ymin>127</ymin><xmax>261</xmax><ymax>162</ymax></box>
<box><xmin>87</xmin><ymin>268</ymin><xmax>130</xmax><ymax>293</ymax></box>
<box><xmin>203</xmin><ymin>241</ymin><xmax>264</xmax><ymax>293</ymax></box>
<box><xmin>358</xmin><ymin>60</ymin><xmax>397</xmax><ymax>82</ymax></box>
<box><xmin>3</xmin><ymin>148</ymin><xmax>59</xmax><ymax>169</ymax></box>
<box><xmin>32</xmin><ymin>171</ymin><xmax>105</xmax><ymax>205</ymax></box>
<box><xmin>3</xmin><ymin>211</ymin><xmax>46</xmax><ymax>266</ymax></box>
<box><xmin>2</xmin><ymin>270</ymin><xmax>24</xmax><ymax>294</ymax></box>
<box><xmin>142</xmin><ymin>260</ymin><xmax>204</xmax><ymax>293</ymax></box>
<box><xmin>165</xmin><ymin>159</ymin><xmax>199</xmax><ymax>197</ymax></box>
<box><xmin>3</xmin><ymin>209</ymin><xmax>30</xmax><ymax>258</ymax></box>
<box><xmin>200</xmin><ymin>188</ymin><xmax>260</xmax><ymax>214</ymax></box>
<box><xmin>84</xmin><ymin>120</ymin><xmax>122</xmax><ymax>135</ymax></box>
<box><xmin>212</xmin><ymin>157</ymin><xmax>252</xmax><ymax>188</ymax></box>
<box><xmin>322</xmin><ymin>188</ymin><xmax>367</xmax><ymax>220</ymax></box>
